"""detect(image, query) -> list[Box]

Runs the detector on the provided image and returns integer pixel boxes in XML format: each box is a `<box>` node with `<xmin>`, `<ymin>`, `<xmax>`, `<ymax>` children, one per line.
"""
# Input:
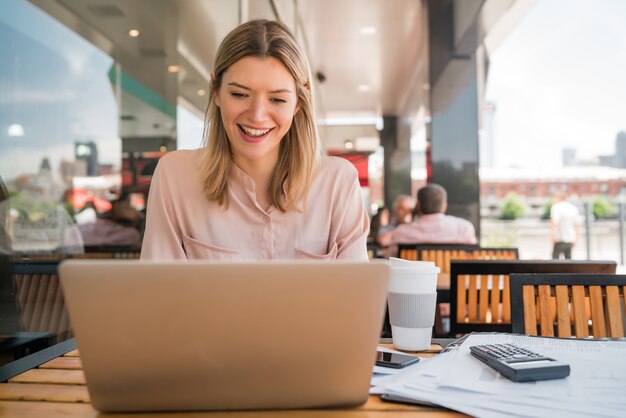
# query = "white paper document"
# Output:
<box><xmin>377</xmin><ymin>333</ymin><xmax>626</xmax><ymax>418</ymax></box>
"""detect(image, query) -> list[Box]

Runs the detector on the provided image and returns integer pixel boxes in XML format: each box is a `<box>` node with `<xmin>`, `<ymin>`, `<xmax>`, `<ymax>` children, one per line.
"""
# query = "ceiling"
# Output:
<box><xmin>299</xmin><ymin>0</ymin><xmax>426</xmax><ymax>119</ymax></box>
<box><xmin>166</xmin><ymin>0</ymin><xmax>428</xmax><ymax>120</ymax></box>
<box><xmin>29</xmin><ymin>0</ymin><xmax>428</xmax><ymax>137</ymax></box>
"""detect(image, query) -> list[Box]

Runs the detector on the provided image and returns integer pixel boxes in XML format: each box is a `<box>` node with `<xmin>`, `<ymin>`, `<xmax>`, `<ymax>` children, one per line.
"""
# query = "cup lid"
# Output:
<box><xmin>388</xmin><ymin>257</ymin><xmax>441</xmax><ymax>273</ymax></box>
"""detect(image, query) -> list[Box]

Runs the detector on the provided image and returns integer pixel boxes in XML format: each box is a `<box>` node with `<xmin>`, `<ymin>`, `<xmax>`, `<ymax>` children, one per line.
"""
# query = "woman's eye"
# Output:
<box><xmin>271</xmin><ymin>98</ymin><xmax>287</xmax><ymax>104</ymax></box>
<box><xmin>230</xmin><ymin>92</ymin><xmax>247</xmax><ymax>99</ymax></box>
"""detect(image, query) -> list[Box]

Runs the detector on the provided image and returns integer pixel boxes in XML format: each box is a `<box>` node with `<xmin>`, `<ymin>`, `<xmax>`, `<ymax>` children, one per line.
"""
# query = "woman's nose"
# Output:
<box><xmin>248</xmin><ymin>98</ymin><xmax>268</xmax><ymax>122</ymax></box>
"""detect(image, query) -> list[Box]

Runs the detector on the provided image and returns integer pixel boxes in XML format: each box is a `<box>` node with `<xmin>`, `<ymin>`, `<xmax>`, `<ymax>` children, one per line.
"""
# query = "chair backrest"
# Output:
<box><xmin>510</xmin><ymin>273</ymin><xmax>626</xmax><ymax>338</ymax></box>
<box><xmin>397</xmin><ymin>244</ymin><xmax>518</xmax><ymax>274</ymax></box>
<box><xmin>12</xmin><ymin>246</ymin><xmax>141</xmax><ymax>261</ymax></box>
<box><xmin>450</xmin><ymin>260</ymin><xmax>618</xmax><ymax>336</ymax></box>
<box><xmin>11</xmin><ymin>260</ymin><xmax>71</xmax><ymax>343</ymax></box>
<box><xmin>391</xmin><ymin>245</ymin><xmax>518</xmax><ymax>337</ymax></box>
<box><xmin>82</xmin><ymin>245</ymin><xmax>141</xmax><ymax>259</ymax></box>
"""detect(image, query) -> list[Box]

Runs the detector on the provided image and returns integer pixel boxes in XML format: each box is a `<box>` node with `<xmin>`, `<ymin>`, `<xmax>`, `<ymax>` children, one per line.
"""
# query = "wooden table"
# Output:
<box><xmin>0</xmin><ymin>339</ymin><xmax>463</xmax><ymax>417</ymax></box>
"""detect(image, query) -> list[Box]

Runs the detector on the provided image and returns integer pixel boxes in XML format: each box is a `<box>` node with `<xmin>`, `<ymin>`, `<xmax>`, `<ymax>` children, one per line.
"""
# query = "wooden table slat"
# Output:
<box><xmin>64</xmin><ymin>350</ymin><xmax>80</xmax><ymax>357</ymax></box>
<box><xmin>0</xmin><ymin>401</ymin><xmax>98</xmax><ymax>418</ymax></box>
<box><xmin>361</xmin><ymin>395</ymin><xmax>447</xmax><ymax>412</ymax></box>
<box><xmin>39</xmin><ymin>357</ymin><xmax>83</xmax><ymax>370</ymax></box>
<box><xmin>0</xmin><ymin>382</ymin><xmax>89</xmax><ymax>402</ymax></box>
<box><xmin>378</xmin><ymin>343</ymin><xmax>443</xmax><ymax>355</ymax></box>
<box><xmin>0</xmin><ymin>400</ymin><xmax>461</xmax><ymax>417</ymax></box>
<box><xmin>9</xmin><ymin>369</ymin><xmax>85</xmax><ymax>385</ymax></box>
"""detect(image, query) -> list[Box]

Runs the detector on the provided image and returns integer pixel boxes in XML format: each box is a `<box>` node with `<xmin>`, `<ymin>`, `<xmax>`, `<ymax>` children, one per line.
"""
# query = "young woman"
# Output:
<box><xmin>140</xmin><ymin>19</ymin><xmax>369</xmax><ymax>260</ymax></box>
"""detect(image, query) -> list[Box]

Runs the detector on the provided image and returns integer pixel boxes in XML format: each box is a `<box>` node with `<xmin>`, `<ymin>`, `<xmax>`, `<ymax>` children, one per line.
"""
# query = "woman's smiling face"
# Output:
<box><xmin>215</xmin><ymin>56</ymin><xmax>299</xmax><ymax>172</ymax></box>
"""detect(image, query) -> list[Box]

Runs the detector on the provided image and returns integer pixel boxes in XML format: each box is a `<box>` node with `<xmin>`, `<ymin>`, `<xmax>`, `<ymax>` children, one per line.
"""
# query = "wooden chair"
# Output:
<box><xmin>3</xmin><ymin>254</ymin><xmax>56</xmax><ymax>367</ymax></box>
<box><xmin>450</xmin><ymin>260</ymin><xmax>617</xmax><ymax>336</ymax></box>
<box><xmin>396</xmin><ymin>244</ymin><xmax>518</xmax><ymax>336</ymax></box>
<box><xmin>11</xmin><ymin>260</ymin><xmax>72</xmax><ymax>344</ymax></box>
<box><xmin>510</xmin><ymin>273</ymin><xmax>626</xmax><ymax>338</ymax></box>
<box><xmin>397</xmin><ymin>244</ymin><xmax>481</xmax><ymax>271</ymax></box>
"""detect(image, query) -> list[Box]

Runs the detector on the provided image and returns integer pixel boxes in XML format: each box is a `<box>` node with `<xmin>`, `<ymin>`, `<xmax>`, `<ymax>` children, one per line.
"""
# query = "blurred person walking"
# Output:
<box><xmin>550</xmin><ymin>192</ymin><xmax>580</xmax><ymax>259</ymax></box>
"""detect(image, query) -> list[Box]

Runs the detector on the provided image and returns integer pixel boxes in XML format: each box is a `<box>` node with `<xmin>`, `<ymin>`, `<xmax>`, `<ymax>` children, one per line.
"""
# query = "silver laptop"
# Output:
<box><xmin>59</xmin><ymin>260</ymin><xmax>389</xmax><ymax>412</ymax></box>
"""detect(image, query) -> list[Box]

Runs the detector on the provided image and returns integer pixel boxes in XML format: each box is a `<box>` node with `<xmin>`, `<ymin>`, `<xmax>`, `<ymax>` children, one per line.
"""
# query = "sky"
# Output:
<box><xmin>485</xmin><ymin>0</ymin><xmax>626</xmax><ymax>169</ymax></box>
<box><xmin>0</xmin><ymin>0</ymin><xmax>119</xmax><ymax>182</ymax></box>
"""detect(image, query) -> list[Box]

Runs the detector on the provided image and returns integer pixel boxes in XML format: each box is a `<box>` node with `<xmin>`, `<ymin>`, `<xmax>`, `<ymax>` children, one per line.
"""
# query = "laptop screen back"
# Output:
<box><xmin>60</xmin><ymin>260</ymin><xmax>389</xmax><ymax>412</ymax></box>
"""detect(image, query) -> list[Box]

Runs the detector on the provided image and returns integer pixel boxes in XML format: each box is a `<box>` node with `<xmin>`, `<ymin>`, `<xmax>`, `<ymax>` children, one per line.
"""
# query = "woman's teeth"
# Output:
<box><xmin>240</xmin><ymin>125</ymin><xmax>271</xmax><ymax>137</ymax></box>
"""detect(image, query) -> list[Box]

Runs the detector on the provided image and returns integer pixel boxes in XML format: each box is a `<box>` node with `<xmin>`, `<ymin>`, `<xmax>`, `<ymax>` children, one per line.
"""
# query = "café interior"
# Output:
<box><xmin>1</xmin><ymin>1</ymin><xmax>625</xmax><ymax>417</ymax></box>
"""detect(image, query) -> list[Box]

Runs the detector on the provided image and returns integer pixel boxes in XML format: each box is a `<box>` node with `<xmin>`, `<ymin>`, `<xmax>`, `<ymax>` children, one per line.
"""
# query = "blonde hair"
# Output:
<box><xmin>199</xmin><ymin>19</ymin><xmax>321</xmax><ymax>211</ymax></box>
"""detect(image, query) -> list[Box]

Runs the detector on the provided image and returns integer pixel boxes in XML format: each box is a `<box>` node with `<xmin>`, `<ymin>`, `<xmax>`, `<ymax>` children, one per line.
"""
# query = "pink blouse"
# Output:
<box><xmin>140</xmin><ymin>149</ymin><xmax>369</xmax><ymax>261</ymax></box>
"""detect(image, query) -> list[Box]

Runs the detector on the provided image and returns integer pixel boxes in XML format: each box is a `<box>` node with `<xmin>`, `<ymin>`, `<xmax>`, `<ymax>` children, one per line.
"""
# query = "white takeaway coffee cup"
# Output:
<box><xmin>387</xmin><ymin>257</ymin><xmax>440</xmax><ymax>351</ymax></box>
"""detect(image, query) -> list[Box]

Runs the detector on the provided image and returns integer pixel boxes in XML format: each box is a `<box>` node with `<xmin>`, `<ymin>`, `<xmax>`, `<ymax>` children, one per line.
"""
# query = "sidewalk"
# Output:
<box><xmin>481</xmin><ymin>218</ymin><xmax>625</xmax><ymax>265</ymax></box>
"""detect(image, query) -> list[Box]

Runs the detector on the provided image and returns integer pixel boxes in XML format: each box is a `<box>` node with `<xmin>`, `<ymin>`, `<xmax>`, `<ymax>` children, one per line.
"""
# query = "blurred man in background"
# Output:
<box><xmin>550</xmin><ymin>192</ymin><xmax>580</xmax><ymax>259</ymax></box>
<box><xmin>379</xmin><ymin>184</ymin><xmax>477</xmax><ymax>253</ymax></box>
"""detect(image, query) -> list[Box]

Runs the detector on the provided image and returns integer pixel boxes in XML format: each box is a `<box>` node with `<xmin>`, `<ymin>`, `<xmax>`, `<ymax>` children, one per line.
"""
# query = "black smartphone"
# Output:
<box><xmin>376</xmin><ymin>351</ymin><xmax>420</xmax><ymax>368</ymax></box>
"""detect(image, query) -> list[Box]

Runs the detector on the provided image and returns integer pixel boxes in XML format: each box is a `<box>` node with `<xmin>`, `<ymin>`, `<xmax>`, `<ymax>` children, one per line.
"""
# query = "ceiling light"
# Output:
<box><xmin>360</xmin><ymin>26</ymin><xmax>377</xmax><ymax>35</ymax></box>
<box><xmin>344</xmin><ymin>140</ymin><xmax>354</xmax><ymax>150</ymax></box>
<box><xmin>8</xmin><ymin>123</ymin><xmax>24</xmax><ymax>137</ymax></box>
<box><xmin>128</xmin><ymin>29</ymin><xmax>140</xmax><ymax>38</ymax></box>
<box><xmin>197</xmin><ymin>89</ymin><xmax>206</xmax><ymax>97</ymax></box>
<box><xmin>357</xmin><ymin>84</ymin><xmax>371</xmax><ymax>92</ymax></box>
<box><xmin>376</xmin><ymin>118</ymin><xmax>384</xmax><ymax>131</ymax></box>
<box><xmin>167</xmin><ymin>65</ymin><xmax>181</xmax><ymax>73</ymax></box>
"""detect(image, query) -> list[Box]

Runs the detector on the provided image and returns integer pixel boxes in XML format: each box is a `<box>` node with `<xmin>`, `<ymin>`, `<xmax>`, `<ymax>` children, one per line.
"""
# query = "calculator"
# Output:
<box><xmin>469</xmin><ymin>343</ymin><xmax>570</xmax><ymax>382</ymax></box>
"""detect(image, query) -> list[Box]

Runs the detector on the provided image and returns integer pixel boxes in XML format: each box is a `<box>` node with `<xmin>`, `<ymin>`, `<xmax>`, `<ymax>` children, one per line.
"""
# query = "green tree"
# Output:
<box><xmin>542</xmin><ymin>199</ymin><xmax>553</xmax><ymax>220</ymax></box>
<box><xmin>592</xmin><ymin>196</ymin><xmax>615</xmax><ymax>219</ymax></box>
<box><xmin>499</xmin><ymin>192</ymin><xmax>526</xmax><ymax>220</ymax></box>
